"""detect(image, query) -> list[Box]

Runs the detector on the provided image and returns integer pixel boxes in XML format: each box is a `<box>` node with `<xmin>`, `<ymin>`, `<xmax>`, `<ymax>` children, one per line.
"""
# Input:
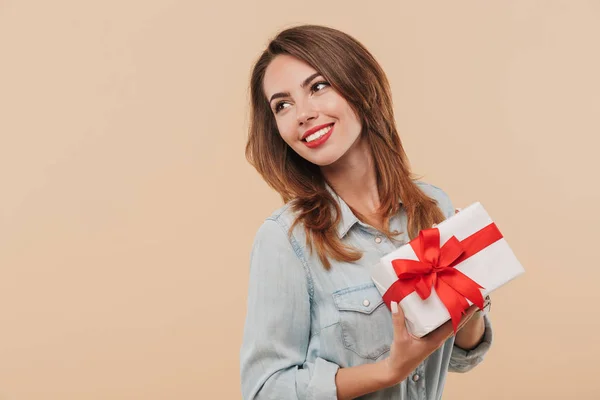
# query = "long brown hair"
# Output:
<box><xmin>245</xmin><ymin>24</ymin><xmax>446</xmax><ymax>269</ymax></box>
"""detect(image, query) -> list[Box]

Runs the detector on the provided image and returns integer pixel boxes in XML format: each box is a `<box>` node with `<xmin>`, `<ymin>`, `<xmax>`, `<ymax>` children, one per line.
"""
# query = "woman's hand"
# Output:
<box><xmin>381</xmin><ymin>300</ymin><xmax>479</xmax><ymax>386</ymax></box>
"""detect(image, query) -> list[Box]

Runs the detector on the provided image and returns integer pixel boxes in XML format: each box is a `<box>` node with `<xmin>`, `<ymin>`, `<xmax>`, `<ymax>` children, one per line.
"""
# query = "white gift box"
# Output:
<box><xmin>370</xmin><ymin>202</ymin><xmax>525</xmax><ymax>337</ymax></box>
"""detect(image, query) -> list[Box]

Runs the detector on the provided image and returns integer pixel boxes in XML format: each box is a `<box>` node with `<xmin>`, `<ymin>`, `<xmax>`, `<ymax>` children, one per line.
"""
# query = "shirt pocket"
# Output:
<box><xmin>332</xmin><ymin>282</ymin><xmax>392</xmax><ymax>360</ymax></box>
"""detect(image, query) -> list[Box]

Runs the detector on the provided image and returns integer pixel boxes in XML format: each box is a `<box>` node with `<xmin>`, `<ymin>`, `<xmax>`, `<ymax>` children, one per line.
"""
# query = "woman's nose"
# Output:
<box><xmin>296</xmin><ymin>100</ymin><xmax>318</xmax><ymax>125</ymax></box>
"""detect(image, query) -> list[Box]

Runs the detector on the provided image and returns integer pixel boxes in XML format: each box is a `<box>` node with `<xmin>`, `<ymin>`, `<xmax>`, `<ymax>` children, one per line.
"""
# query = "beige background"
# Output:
<box><xmin>1</xmin><ymin>1</ymin><xmax>598</xmax><ymax>399</ymax></box>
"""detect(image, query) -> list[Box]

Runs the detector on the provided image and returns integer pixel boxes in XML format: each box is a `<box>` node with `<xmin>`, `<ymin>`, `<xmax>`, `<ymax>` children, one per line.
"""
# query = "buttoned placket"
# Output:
<box><xmin>365</xmin><ymin>229</ymin><xmax>395</xmax><ymax>256</ymax></box>
<box><xmin>357</xmin><ymin>224</ymin><xmax>406</xmax><ymax>259</ymax></box>
<box><xmin>407</xmin><ymin>363</ymin><xmax>426</xmax><ymax>399</ymax></box>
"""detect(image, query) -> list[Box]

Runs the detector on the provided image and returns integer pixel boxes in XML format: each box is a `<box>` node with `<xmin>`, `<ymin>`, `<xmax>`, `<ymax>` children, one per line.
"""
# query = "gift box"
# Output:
<box><xmin>370</xmin><ymin>202</ymin><xmax>525</xmax><ymax>337</ymax></box>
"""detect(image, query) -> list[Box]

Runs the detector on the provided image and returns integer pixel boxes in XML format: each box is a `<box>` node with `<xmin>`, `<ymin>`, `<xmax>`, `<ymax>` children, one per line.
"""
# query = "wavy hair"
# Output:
<box><xmin>246</xmin><ymin>24</ymin><xmax>446</xmax><ymax>269</ymax></box>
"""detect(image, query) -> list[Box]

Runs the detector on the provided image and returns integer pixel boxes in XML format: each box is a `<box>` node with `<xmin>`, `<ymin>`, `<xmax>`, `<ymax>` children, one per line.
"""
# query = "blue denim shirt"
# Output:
<box><xmin>240</xmin><ymin>181</ymin><xmax>493</xmax><ymax>400</ymax></box>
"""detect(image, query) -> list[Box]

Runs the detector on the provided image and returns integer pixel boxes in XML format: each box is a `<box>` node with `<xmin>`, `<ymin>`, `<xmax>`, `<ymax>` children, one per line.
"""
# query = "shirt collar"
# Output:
<box><xmin>324</xmin><ymin>181</ymin><xmax>403</xmax><ymax>239</ymax></box>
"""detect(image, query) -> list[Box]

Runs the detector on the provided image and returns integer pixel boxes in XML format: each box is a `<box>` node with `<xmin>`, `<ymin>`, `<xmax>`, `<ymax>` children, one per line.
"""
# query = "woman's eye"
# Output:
<box><xmin>274</xmin><ymin>102</ymin><xmax>289</xmax><ymax>113</ymax></box>
<box><xmin>273</xmin><ymin>81</ymin><xmax>330</xmax><ymax>114</ymax></box>
<box><xmin>311</xmin><ymin>81</ymin><xmax>329</xmax><ymax>92</ymax></box>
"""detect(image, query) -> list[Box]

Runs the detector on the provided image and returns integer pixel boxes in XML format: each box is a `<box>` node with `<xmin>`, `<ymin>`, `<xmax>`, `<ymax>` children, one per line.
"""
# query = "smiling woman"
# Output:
<box><xmin>262</xmin><ymin>53</ymin><xmax>364</xmax><ymax>167</ymax></box>
<box><xmin>241</xmin><ymin>24</ymin><xmax>492</xmax><ymax>400</ymax></box>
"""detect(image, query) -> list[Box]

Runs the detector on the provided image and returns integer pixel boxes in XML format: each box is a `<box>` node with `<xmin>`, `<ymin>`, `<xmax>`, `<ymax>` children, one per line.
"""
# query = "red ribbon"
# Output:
<box><xmin>382</xmin><ymin>222</ymin><xmax>503</xmax><ymax>333</ymax></box>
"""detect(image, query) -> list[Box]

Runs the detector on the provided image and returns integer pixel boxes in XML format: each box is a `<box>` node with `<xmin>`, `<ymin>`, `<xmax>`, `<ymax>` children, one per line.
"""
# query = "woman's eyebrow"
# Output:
<box><xmin>269</xmin><ymin>72</ymin><xmax>321</xmax><ymax>104</ymax></box>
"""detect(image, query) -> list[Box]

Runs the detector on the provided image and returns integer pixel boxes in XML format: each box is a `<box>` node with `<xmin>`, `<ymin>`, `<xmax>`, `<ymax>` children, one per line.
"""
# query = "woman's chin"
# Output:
<box><xmin>309</xmin><ymin>154</ymin><xmax>343</xmax><ymax>167</ymax></box>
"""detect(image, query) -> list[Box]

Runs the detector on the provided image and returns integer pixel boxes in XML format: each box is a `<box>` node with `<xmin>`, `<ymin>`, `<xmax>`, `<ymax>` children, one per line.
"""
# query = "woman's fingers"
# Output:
<box><xmin>390</xmin><ymin>301</ymin><xmax>409</xmax><ymax>337</ymax></box>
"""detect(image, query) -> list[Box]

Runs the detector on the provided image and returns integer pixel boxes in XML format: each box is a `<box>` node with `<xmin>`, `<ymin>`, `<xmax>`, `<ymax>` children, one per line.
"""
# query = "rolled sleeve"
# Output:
<box><xmin>299</xmin><ymin>358</ymin><xmax>340</xmax><ymax>399</ymax></box>
<box><xmin>240</xmin><ymin>219</ymin><xmax>340</xmax><ymax>400</ymax></box>
<box><xmin>449</xmin><ymin>313</ymin><xmax>493</xmax><ymax>373</ymax></box>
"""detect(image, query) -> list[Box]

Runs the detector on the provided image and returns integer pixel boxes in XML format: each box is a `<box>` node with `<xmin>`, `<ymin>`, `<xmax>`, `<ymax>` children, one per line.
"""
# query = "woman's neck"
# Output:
<box><xmin>321</xmin><ymin>136</ymin><xmax>383</xmax><ymax>223</ymax></box>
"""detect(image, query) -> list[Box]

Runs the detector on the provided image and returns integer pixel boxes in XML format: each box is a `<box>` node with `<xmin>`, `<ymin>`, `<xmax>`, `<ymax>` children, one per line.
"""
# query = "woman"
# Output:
<box><xmin>240</xmin><ymin>24</ymin><xmax>493</xmax><ymax>400</ymax></box>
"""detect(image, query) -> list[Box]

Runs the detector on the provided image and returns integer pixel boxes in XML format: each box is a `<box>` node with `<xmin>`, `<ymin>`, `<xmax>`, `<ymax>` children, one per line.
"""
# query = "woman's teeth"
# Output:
<box><xmin>304</xmin><ymin>125</ymin><xmax>333</xmax><ymax>142</ymax></box>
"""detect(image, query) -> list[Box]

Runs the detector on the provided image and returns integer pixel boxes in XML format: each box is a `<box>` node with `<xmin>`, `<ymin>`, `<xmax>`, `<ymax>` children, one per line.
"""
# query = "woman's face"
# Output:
<box><xmin>262</xmin><ymin>54</ymin><xmax>363</xmax><ymax>167</ymax></box>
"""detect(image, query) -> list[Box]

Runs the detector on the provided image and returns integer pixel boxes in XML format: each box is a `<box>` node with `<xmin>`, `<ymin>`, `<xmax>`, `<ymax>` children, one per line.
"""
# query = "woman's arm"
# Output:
<box><xmin>449</xmin><ymin>313</ymin><xmax>493</xmax><ymax>373</ymax></box>
<box><xmin>240</xmin><ymin>219</ymin><xmax>341</xmax><ymax>399</ymax></box>
<box><xmin>454</xmin><ymin>309</ymin><xmax>485</xmax><ymax>350</ymax></box>
<box><xmin>334</xmin><ymin>361</ymin><xmax>396</xmax><ymax>400</ymax></box>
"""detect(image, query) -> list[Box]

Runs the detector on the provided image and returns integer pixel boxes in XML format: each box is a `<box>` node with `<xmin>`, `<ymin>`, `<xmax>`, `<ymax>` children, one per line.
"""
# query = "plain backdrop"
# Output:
<box><xmin>1</xmin><ymin>1</ymin><xmax>599</xmax><ymax>399</ymax></box>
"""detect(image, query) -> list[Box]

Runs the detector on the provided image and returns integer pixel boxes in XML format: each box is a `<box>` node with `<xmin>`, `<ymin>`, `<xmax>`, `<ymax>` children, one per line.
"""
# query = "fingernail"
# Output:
<box><xmin>391</xmin><ymin>301</ymin><xmax>398</xmax><ymax>314</ymax></box>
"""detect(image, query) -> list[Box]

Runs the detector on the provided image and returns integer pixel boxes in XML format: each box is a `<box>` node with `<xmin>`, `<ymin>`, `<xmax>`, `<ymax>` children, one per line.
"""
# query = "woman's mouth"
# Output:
<box><xmin>303</xmin><ymin>123</ymin><xmax>334</xmax><ymax>148</ymax></box>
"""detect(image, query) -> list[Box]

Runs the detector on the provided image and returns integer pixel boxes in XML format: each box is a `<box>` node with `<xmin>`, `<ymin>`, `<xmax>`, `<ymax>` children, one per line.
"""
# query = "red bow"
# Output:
<box><xmin>382</xmin><ymin>223</ymin><xmax>503</xmax><ymax>333</ymax></box>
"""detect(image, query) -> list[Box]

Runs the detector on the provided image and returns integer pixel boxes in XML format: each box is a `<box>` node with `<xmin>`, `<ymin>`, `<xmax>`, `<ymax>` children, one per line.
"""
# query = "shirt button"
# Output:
<box><xmin>374</xmin><ymin>237</ymin><xmax>382</xmax><ymax>243</ymax></box>
<box><xmin>412</xmin><ymin>374</ymin><xmax>420</xmax><ymax>382</ymax></box>
<box><xmin>363</xmin><ymin>299</ymin><xmax>370</xmax><ymax>307</ymax></box>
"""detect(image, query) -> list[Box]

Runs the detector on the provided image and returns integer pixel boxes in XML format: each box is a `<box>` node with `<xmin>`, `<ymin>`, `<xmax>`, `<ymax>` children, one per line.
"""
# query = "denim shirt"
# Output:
<box><xmin>240</xmin><ymin>181</ymin><xmax>493</xmax><ymax>400</ymax></box>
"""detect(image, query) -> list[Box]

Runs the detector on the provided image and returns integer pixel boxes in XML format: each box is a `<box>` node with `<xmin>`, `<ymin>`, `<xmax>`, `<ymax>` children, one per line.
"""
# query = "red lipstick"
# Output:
<box><xmin>302</xmin><ymin>123</ymin><xmax>335</xmax><ymax>149</ymax></box>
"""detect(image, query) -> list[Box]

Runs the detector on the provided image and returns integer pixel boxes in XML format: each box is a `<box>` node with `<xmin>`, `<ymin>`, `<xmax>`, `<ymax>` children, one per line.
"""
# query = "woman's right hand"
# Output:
<box><xmin>381</xmin><ymin>301</ymin><xmax>479</xmax><ymax>386</ymax></box>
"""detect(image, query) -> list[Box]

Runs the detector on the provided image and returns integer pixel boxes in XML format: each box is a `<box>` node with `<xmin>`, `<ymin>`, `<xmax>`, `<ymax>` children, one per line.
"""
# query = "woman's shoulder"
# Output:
<box><xmin>265</xmin><ymin>201</ymin><xmax>296</xmax><ymax>223</ymax></box>
<box><xmin>253</xmin><ymin>202</ymin><xmax>307</xmax><ymax>244</ymax></box>
<box><xmin>413</xmin><ymin>180</ymin><xmax>455</xmax><ymax>219</ymax></box>
<box><xmin>414</xmin><ymin>180</ymin><xmax>449</xmax><ymax>198</ymax></box>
